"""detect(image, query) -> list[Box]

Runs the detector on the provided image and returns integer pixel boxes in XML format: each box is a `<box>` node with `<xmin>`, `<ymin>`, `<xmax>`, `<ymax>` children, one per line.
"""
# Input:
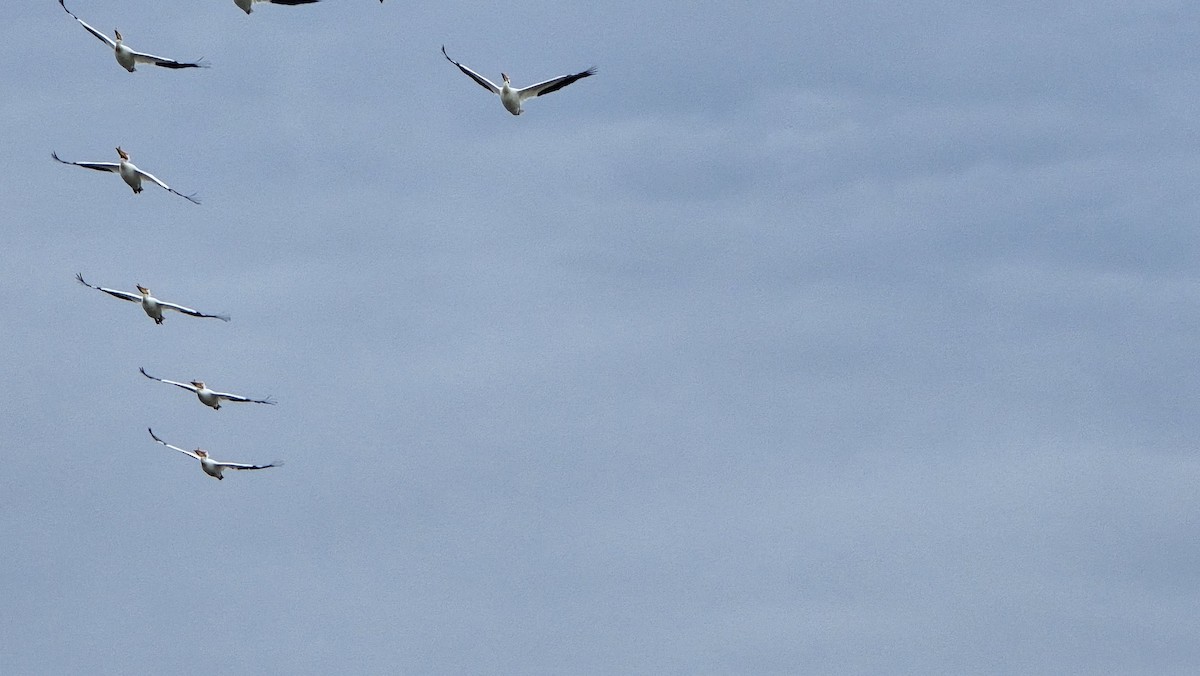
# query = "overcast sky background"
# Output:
<box><xmin>3</xmin><ymin>0</ymin><xmax>1199</xmax><ymax>673</ymax></box>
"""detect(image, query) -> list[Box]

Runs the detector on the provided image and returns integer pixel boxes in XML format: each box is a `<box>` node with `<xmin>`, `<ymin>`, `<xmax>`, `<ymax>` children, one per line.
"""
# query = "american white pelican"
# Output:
<box><xmin>76</xmin><ymin>274</ymin><xmax>229</xmax><ymax>324</ymax></box>
<box><xmin>149</xmin><ymin>428</ymin><xmax>281</xmax><ymax>480</ymax></box>
<box><xmin>52</xmin><ymin>147</ymin><xmax>200</xmax><ymax>204</ymax></box>
<box><xmin>59</xmin><ymin>1</ymin><xmax>207</xmax><ymax>72</ymax></box>
<box><xmin>234</xmin><ymin>0</ymin><xmax>320</xmax><ymax>14</ymax></box>
<box><xmin>441</xmin><ymin>46</ymin><xmax>595</xmax><ymax>116</ymax></box>
<box><xmin>140</xmin><ymin>367</ymin><xmax>275</xmax><ymax>410</ymax></box>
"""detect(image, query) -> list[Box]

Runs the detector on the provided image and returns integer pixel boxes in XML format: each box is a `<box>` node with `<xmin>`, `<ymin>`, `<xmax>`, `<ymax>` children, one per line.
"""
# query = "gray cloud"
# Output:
<box><xmin>4</xmin><ymin>1</ymin><xmax>1200</xmax><ymax>674</ymax></box>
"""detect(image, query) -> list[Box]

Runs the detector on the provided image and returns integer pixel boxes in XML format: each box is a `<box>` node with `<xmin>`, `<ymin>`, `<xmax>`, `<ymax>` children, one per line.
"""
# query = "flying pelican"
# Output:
<box><xmin>149</xmin><ymin>429</ymin><xmax>281</xmax><ymax>480</ymax></box>
<box><xmin>234</xmin><ymin>0</ymin><xmax>321</xmax><ymax>14</ymax></box>
<box><xmin>140</xmin><ymin>367</ymin><xmax>275</xmax><ymax>410</ymax></box>
<box><xmin>59</xmin><ymin>1</ymin><xmax>207</xmax><ymax>72</ymax></box>
<box><xmin>76</xmin><ymin>274</ymin><xmax>229</xmax><ymax>324</ymax></box>
<box><xmin>52</xmin><ymin>147</ymin><xmax>200</xmax><ymax>204</ymax></box>
<box><xmin>441</xmin><ymin>46</ymin><xmax>595</xmax><ymax>116</ymax></box>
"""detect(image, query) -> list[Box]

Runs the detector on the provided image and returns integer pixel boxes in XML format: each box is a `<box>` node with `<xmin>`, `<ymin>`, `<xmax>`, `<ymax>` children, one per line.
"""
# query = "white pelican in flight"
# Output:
<box><xmin>234</xmin><ymin>0</ymin><xmax>321</xmax><ymax>14</ymax></box>
<box><xmin>76</xmin><ymin>274</ymin><xmax>229</xmax><ymax>324</ymax></box>
<box><xmin>441</xmin><ymin>46</ymin><xmax>595</xmax><ymax>116</ymax></box>
<box><xmin>52</xmin><ymin>147</ymin><xmax>200</xmax><ymax>204</ymax></box>
<box><xmin>140</xmin><ymin>367</ymin><xmax>275</xmax><ymax>410</ymax></box>
<box><xmin>59</xmin><ymin>1</ymin><xmax>207</xmax><ymax>72</ymax></box>
<box><xmin>149</xmin><ymin>429</ymin><xmax>281</xmax><ymax>480</ymax></box>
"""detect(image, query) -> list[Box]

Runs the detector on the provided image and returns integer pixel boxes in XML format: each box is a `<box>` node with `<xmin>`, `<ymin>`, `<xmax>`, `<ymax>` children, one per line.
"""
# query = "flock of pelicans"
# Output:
<box><xmin>58</xmin><ymin>0</ymin><xmax>597</xmax><ymax>479</ymax></box>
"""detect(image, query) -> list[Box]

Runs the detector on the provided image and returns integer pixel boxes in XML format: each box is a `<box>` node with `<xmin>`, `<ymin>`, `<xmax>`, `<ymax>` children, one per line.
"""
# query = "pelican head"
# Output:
<box><xmin>136</xmin><ymin>285</ymin><xmax>150</xmax><ymax>295</ymax></box>
<box><xmin>194</xmin><ymin>449</ymin><xmax>208</xmax><ymax>458</ymax></box>
<box><xmin>116</xmin><ymin>146</ymin><xmax>130</xmax><ymax>161</ymax></box>
<box><xmin>191</xmin><ymin>380</ymin><xmax>206</xmax><ymax>389</ymax></box>
<box><xmin>114</xmin><ymin>29</ymin><xmax>123</xmax><ymax>42</ymax></box>
<box><xmin>501</xmin><ymin>72</ymin><xmax>511</xmax><ymax>85</ymax></box>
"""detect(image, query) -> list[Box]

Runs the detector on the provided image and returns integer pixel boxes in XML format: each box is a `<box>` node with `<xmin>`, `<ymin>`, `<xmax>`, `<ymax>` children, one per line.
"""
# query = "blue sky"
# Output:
<box><xmin>3</xmin><ymin>1</ymin><xmax>1200</xmax><ymax>673</ymax></box>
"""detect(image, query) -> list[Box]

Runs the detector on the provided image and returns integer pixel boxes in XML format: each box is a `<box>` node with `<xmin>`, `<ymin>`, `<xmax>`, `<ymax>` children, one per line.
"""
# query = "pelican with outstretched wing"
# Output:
<box><xmin>149</xmin><ymin>429</ymin><xmax>281</xmax><ymax>480</ymax></box>
<box><xmin>76</xmin><ymin>274</ymin><xmax>228</xmax><ymax>324</ymax></box>
<box><xmin>233</xmin><ymin>0</ymin><xmax>321</xmax><ymax>14</ymax></box>
<box><xmin>140</xmin><ymin>367</ymin><xmax>275</xmax><ymax>410</ymax></box>
<box><xmin>53</xmin><ymin>147</ymin><xmax>199</xmax><ymax>204</ymax></box>
<box><xmin>441</xmin><ymin>46</ymin><xmax>595</xmax><ymax>116</ymax></box>
<box><xmin>58</xmin><ymin>1</ymin><xmax>207</xmax><ymax>72</ymax></box>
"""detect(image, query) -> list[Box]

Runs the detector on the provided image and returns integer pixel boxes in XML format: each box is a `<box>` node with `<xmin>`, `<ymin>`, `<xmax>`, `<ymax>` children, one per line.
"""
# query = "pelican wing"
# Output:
<box><xmin>441</xmin><ymin>46</ymin><xmax>501</xmax><ymax>94</ymax></box>
<box><xmin>517</xmin><ymin>67</ymin><xmax>596</xmax><ymax>101</ymax></box>
<box><xmin>157</xmin><ymin>300</ymin><xmax>229</xmax><ymax>322</ymax></box>
<box><xmin>215</xmin><ymin>459</ymin><xmax>281</xmax><ymax>471</ymax></box>
<box><xmin>139</xmin><ymin>367</ymin><xmax>200</xmax><ymax>394</ymax></box>
<box><xmin>130</xmin><ymin>50</ymin><xmax>208</xmax><ymax>70</ymax></box>
<box><xmin>212</xmin><ymin>391</ymin><xmax>276</xmax><ymax>405</ymax></box>
<box><xmin>134</xmin><ymin>168</ymin><xmax>201</xmax><ymax>205</ymax></box>
<box><xmin>52</xmin><ymin>152</ymin><xmax>119</xmax><ymax>173</ymax></box>
<box><xmin>59</xmin><ymin>1</ymin><xmax>117</xmax><ymax>49</ymax></box>
<box><xmin>263</xmin><ymin>0</ymin><xmax>321</xmax><ymax>5</ymax></box>
<box><xmin>148</xmin><ymin>428</ymin><xmax>200</xmax><ymax>460</ymax></box>
<box><xmin>76</xmin><ymin>273</ymin><xmax>141</xmax><ymax>303</ymax></box>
